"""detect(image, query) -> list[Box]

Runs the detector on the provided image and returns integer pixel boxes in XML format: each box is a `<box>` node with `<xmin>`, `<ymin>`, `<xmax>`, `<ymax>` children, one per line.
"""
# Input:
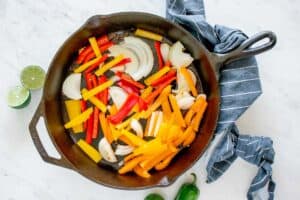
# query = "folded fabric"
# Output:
<box><xmin>166</xmin><ymin>0</ymin><xmax>275</xmax><ymax>199</ymax></box>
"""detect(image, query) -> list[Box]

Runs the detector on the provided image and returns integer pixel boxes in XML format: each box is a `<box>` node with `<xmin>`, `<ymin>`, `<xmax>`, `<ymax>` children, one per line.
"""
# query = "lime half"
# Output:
<box><xmin>7</xmin><ymin>86</ymin><xmax>31</xmax><ymax>109</ymax></box>
<box><xmin>20</xmin><ymin>65</ymin><xmax>46</xmax><ymax>90</ymax></box>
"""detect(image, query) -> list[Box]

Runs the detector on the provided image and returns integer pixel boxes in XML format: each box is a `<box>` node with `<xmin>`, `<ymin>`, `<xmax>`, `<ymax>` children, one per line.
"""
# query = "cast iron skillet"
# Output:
<box><xmin>29</xmin><ymin>12</ymin><xmax>276</xmax><ymax>189</ymax></box>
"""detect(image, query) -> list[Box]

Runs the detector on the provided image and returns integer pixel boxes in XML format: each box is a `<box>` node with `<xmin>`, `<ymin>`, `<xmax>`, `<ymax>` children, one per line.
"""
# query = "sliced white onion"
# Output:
<box><xmin>62</xmin><ymin>73</ymin><xmax>82</xmax><ymax>100</ymax></box>
<box><xmin>109</xmin><ymin>86</ymin><xmax>128</xmax><ymax>109</ymax></box>
<box><xmin>130</xmin><ymin>119</ymin><xmax>143</xmax><ymax>138</ymax></box>
<box><xmin>176</xmin><ymin>92</ymin><xmax>195</xmax><ymax>110</ymax></box>
<box><xmin>98</xmin><ymin>138</ymin><xmax>117</xmax><ymax>163</ymax></box>
<box><xmin>146</xmin><ymin>111</ymin><xmax>163</xmax><ymax>137</ymax></box>
<box><xmin>108</xmin><ymin>45</ymin><xmax>139</xmax><ymax>75</ymax></box>
<box><xmin>115</xmin><ymin>144</ymin><xmax>134</xmax><ymax>156</ymax></box>
<box><xmin>160</xmin><ymin>43</ymin><xmax>170</xmax><ymax>63</ymax></box>
<box><xmin>168</xmin><ymin>41</ymin><xmax>194</xmax><ymax>68</ymax></box>
<box><xmin>122</xmin><ymin>36</ymin><xmax>154</xmax><ymax>80</ymax></box>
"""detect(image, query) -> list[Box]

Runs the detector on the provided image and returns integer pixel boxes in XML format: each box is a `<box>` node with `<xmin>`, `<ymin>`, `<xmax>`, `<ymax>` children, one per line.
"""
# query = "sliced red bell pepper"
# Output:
<box><xmin>108</xmin><ymin>94</ymin><xmax>139</xmax><ymax>124</ymax></box>
<box><xmin>97</xmin><ymin>76</ymin><xmax>109</xmax><ymax>105</ymax></box>
<box><xmin>76</xmin><ymin>47</ymin><xmax>93</xmax><ymax>64</ymax></box>
<box><xmin>85</xmin><ymin>54</ymin><xmax>109</xmax><ymax>73</ymax></box>
<box><xmin>92</xmin><ymin>108</ymin><xmax>100</xmax><ymax>139</ymax></box>
<box><xmin>138</xmin><ymin>97</ymin><xmax>148</xmax><ymax>111</ymax></box>
<box><xmin>97</xmin><ymin>35</ymin><xmax>110</xmax><ymax>46</ymax></box>
<box><xmin>145</xmin><ymin>76</ymin><xmax>176</xmax><ymax>104</ymax></box>
<box><xmin>83</xmin><ymin>51</ymin><xmax>96</xmax><ymax>63</ymax></box>
<box><xmin>99</xmin><ymin>41</ymin><xmax>114</xmax><ymax>53</ymax></box>
<box><xmin>80</xmin><ymin>100</ymin><xmax>88</xmax><ymax>130</ymax></box>
<box><xmin>117</xmin><ymin>80</ymin><xmax>140</xmax><ymax>95</ymax></box>
<box><xmin>113</xmin><ymin>58</ymin><xmax>132</xmax><ymax>67</ymax></box>
<box><xmin>154</xmin><ymin>41</ymin><xmax>164</xmax><ymax>70</ymax></box>
<box><xmin>164</xmin><ymin>60</ymin><xmax>171</xmax><ymax>67</ymax></box>
<box><xmin>151</xmin><ymin>69</ymin><xmax>177</xmax><ymax>87</ymax></box>
<box><xmin>84</xmin><ymin>73</ymin><xmax>93</xmax><ymax>90</ymax></box>
<box><xmin>116</xmin><ymin>72</ymin><xmax>145</xmax><ymax>89</ymax></box>
<box><xmin>86</xmin><ymin>113</ymin><xmax>94</xmax><ymax>144</ymax></box>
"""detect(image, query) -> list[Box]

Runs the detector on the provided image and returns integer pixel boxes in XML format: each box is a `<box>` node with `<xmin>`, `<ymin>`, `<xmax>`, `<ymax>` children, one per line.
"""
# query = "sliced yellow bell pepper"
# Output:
<box><xmin>179</xmin><ymin>67</ymin><xmax>198</xmax><ymax>97</ymax></box>
<box><xmin>141</xmin><ymin>86</ymin><xmax>153</xmax><ymax>99</ymax></box>
<box><xmin>64</xmin><ymin>107</ymin><xmax>93</xmax><ymax>129</ymax></box>
<box><xmin>144</xmin><ymin>66</ymin><xmax>170</xmax><ymax>85</ymax></box>
<box><xmin>74</xmin><ymin>57</ymin><xmax>102</xmax><ymax>73</ymax></box>
<box><xmin>109</xmin><ymin>104</ymin><xmax>118</xmax><ymax>115</ymax></box>
<box><xmin>132</xmin><ymin>138</ymin><xmax>163</xmax><ymax>156</ymax></box>
<box><xmin>173</xmin><ymin>126</ymin><xmax>193</xmax><ymax>146</ymax></box>
<box><xmin>116</xmin><ymin>112</ymin><xmax>141</xmax><ymax>130</ymax></box>
<box><xmin>82</xmin><ymin>80</ymin><xmax>113</xmax><ymax>100</ymax></box>
<box><xmin>95</xmin><ymin>54</ymin><xmax>124</xmax><ymax>76</ymax></box>
<box><xmin>77</xmin><ymin>139</ymin><xmax>102</xmax><ymax>163</ymax></box>
<box><xmin>81</xmin><ymin>89</ymin><xmax>106</xmax><ymax>112</ymax></box>
<box><xmin>121</xmin><ymin>129</ymin><xmax>146</xmax><ymax>147</ymax></box>
<box><xmin>89</xmin><ymin>37</ymin><xmax>101</xmax><ymax>58</ymax></box>
<box><xmin>134</xmin><ymin>28</ymin><xmax>163</xmax><ymax>41</ymax></box>
<box><xmin>64</xmin><ymin>100</ymin><xmax>83</xmax><ymax>133</ymax></box>
<box><xmin>139</xmin><ymin>145</ymin><xmax>168</xmax><ymax>171</ymax></box>
<box><xmin>169</xmin><ymin>94</ymin><xmax>186</xmax><ymax>127</ymax></box>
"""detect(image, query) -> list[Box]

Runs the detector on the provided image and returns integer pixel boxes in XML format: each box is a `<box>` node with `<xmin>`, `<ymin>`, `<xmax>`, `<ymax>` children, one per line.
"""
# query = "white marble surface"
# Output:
<box><xmin>1</xmin><ymin>0</ymin><xmax>300</xmax><ymax>199</ymax></box>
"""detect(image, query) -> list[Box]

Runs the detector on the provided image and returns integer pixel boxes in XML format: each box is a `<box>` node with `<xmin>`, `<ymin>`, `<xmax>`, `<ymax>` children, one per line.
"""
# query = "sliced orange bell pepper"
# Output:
<box><xmin>184</xmin><ymin>96</ymin><xmax>206</xmax><ymax>125</ymax></box>
<box><xmin>191</xmin><ymin>100</ymin><xmax>207</xmax><ymax>131</ymax></box>
<box><xmin>99</xmin><ymin>112</ymin><xmax>114</xmax><ymax>144</ymax></box>
<box><xmin>134</xmin><ymin>165</ymin><xmax>151</xmax><ymax>178</ymax></box>
<box><xmin>179</xmin><ymin>67</ymin><xmax>198</xmax><ymax>97</ymax></box>
<box><xmin>183</xmin><ymin>130</ymin><xmax>196</xmax><ymax>147</ymax></box>
<box><xmin>169</xmin><ymin>94</ymin><xmax>186</xmax><ymax>127</ymax></box>
<box><xmin>173</xmin><ymin>126</ymin><xmax>194</xmax><ymax>147</ymax></box>
<box><xmin>118</xmin><ymin>155</ymin><xmax>147</xmax><ymax>174</ymax></box>
<box><xmin>139</xmin><ymin>145</ymin><xmax>169</xmax><ymax>171</ymax></box>
<box><xmin>154</xmin><ymin>149</ymin><xmax>179</xmax><ymax>171</ymax></box>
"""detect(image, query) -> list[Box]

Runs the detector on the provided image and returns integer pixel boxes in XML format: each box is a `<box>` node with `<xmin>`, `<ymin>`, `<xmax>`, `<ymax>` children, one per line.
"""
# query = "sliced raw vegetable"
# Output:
<box><xmin>176</xmin><ymin>68</ymin><xmax>197</xmax><ymax>93</ymax></box>
<box><xmin>74</xmin><ymin>56</ymin><xmax>103</xmax><ymax>73</ymax></box>
<box><xmin>65</xmin><ymin>100</ymin><xmax>83</xmax><ymax>133</ymax></box>
<box><xmin>121</xmin><ymin>36</ymin><xmax>154</xmax><ymax>80</ymax></box>
<box><xmin>134</xmin><ymin>28</ymin><xmax>163</xmax><ymax>41</ymax></box>
<box><xmin>121</xmin><ymin>129</ymin><xmax>146</xmax><ymax>147</ymax></box>
<box><xmin>141</xmin><ymin>86</ymin><xmax>153</xmax><ymax>99</ymax></box>
<box><xmin>77</xmin><ymin>139</ymin><xmax>102</xmax><ymax>163</ymax></box>
<box><xmin>134</xmin><ymin>165</ymin><xmax>151</xmax><ymax>179</ymax></box>
<box><xmin>62</xmin><ymin>73</ymin><xmax>82</xmax><ymax>100</ymax></box>
<box><xmin>130</xmin><ymin>119</ymin><xmax>143</xmax><ymax>138</ymax></box>
<box><xmin>85</xmin><ymin>54</ymin><xmax>108</xmax><ymax>73</ymax></box>
<box><xmin>92</xmin><ymin>108</ymin><xmax>100</xmax><ymax>139</ymax></box>
<box><xmin>169</xmin><ymin>94</ymin><xmax>186</xmax><ymax>127</ymax></box>
<box><xmin>64</xmin><ymin>107</ymin><xmax>93</xmax><ymax>129</ymax></box>
<box><xmin>98</xmin><ymin>138</ymin><xmax>117</xmax><ymax>162</ymax></box>
<box><xmin>160</xmin><ymin>43</ymin><xmax>170</xmax><ymax>63</ymax></box>
<box><xmin>118</xmin><ymin>155</ymin><xmax>147</xmax><ymax>174</ymax></box>
<box><xmin>116</xmin><ymin>72</ymin><xmax>145</xmax><ymax>89</ymax></box>
<box><xmin>115</xmin><ymin>144</ymin><xmax>134</xmax><ymax>156</ymax></box>
<box><xmin>89</xmin><ymin>37</ymin><xmax>101</xmax><ymax>58</ymax></box>
<box><xmin>151</xmin><ymin>69</ymin><xmax>177</xmax><ymax>87</ymax></box>
<box><xmin>7</xmin><ymin>86</ymin><xmax>31</xmax><ymax>109</ymax></box>
<box><xmin>20</xmin><ymin>65</ymin><xmax>46</xmax><ymax>90</ymax></box>
<box><xmin>154</xmin><ymin>41</ymin><xmax>164</xmax><ymax>69</ymax></box>
<box><xmin>168</xmin><ymin>41</ymin><xmax>194</xmax><ymax>68</ymax></box>
<box><xmin>176</xmin><ymin>92</ymin><xmax>195</xmax><ymax>110</ymax></box>
<box><xmin>109</xmin><ymin>86</ymin><xmax>128</xmax><ymax>109</ymax></box>
<box><xmin>108</xmin><ymin>45</ymin><xmax>139</xmax><ymax>77</ymax></box>
<box><xmin>117</xmin><ymin>80</ymin><xmax>140</xmax><ymax>95</ymax></box>
<box><xmin>179</xmin><ymin>67</ymin><xmax>198</xmax><ymax>97</ymax></box>
<box><xmin>99</xmin><ymin>112</ymin><xmax>114</xmax><ymax>144</ymax></box>
<box><xmin>81</xmin><ymin>88</ymin><xmax>106</xmax><ymax>112</ymax></box>
<box><xmin>144</xmin><ymin>66</ymin><xmax>170</xmax><ymax>86</ymax></box>
<box><xmin>95</xmin><ymin>54</ymin><xmax>124</xmax><ymax>76</ymax></box>
<box><xmin>82</xmin><ymin>80</ymin><xmax>113</xmax><ymax>100</ymax></box>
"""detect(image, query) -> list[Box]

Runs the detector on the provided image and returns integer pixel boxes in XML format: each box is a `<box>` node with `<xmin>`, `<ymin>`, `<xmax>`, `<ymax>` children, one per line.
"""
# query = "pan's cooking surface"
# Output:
<box><xmin>61</xmin><ymin>28</ymin><xmax>204</xmax><ymax>171</ymax></box>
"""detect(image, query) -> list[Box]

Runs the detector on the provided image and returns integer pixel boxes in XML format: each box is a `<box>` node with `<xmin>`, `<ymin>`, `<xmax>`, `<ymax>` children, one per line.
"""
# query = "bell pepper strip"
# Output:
<box><xmin>179</xmin><ymin>67</ymin><xmax>198</xmax><ymax>97</ymax></box>
<box><xmin>156</xmin><ymin>122</ymin><xmax>169</xmax><ymax>141</ymax></box>
<box><xmin>109</xmin><ymin>104</ymin><xmax>118</xmax><ymax>115</ymax></box>
<box><xmin>81</xmin><ymin>89</ymin><xmax>107</xmax><ymax>112</ymax></box>
<box><xmin>133</xmin><ymin>165</ymin><xmax>151</xmax><ymax>178</ymax></box>
<box><xmin>86</xmin><ymin>113</ymin><xmax>94</xmax><ymax>144</ymax></box>
<box><xmin>118</xmin><ymin>155</ymin><xmax>147</xmax><ymax>174</ymax></box>
<box><xmin>77</xmin><ymin>139</ymin><xmax>102</xmax><ymax>163</ymax></box>
<box><xmin>65</xmin><ymin>100</ymin><xmax>83</xmax><ymax>133</ymax></box>
<box><xmin>173</xmin><ymin>126</ymin><xmax>194</xmax><ymax>147</ymax></box>
<box><xmin>117</xmin><ymin>80</ymin><xmax>140</xmax><ymax>95</ymax></box>
<box><xmin>161</xmin><ymin>97</ymin><xmax>172</xmax><ymax>120</ymax></box>
<box><xmin>64</xmin><ymin>107</ymin><xmax>93</xmax><ymax>129</ymax></box>
<box><xmin>145</xmin><ymin>77</ymin><xmax>176</xmax><ymax>104</ymax></box>
<box><xmin>80</xmin><ymin>100</ymin><xmax>88</xmax><ymax>130</ymax></box>
<box><xmin>76</xmin><ymin>47</ymin><xmax>93</xmax><ymax>64</ymax></box>
<box><xmin>166</xmin><ymin>125</ymin><xmax>182</xmax><ymax>143</ymax></box>
<box><xmin>89</xmin><ymin>37</ymin><xmax>102</xmax><ymax>58</ymax></box>
<box><xmin>165</xmin><ymin>60</ymin><xmax>171</xmax><ymax>67</ymax></box>
<box><xmin>92</xmin><ymin>108</ymin><xmax>100</xmax><ymax>139</ymax></box>
<box><xmin>116</xmin><ymin>72</ymin><xmax>145</xmax><ymax>89</ymax></box>
<box><xmin>74</xmin><ymin>56</ymin><xmax>103</xmax><ymax>73</ymax></box>
<box><xmin>154</xmin><ymin>41</ymin><xmax>164</xmax><ymax>69</ymax></box>
<box><xmin>138</xmin><ymin>97</ymin><xmax>148</xmax><ymax>111</ymax></box>
<box><xmin>96</xmin><ymin>35</ymin><xmax>110</xmax><ymax>46</ymax></box>
<box><xmin>184</xmin><ymin>96</ymin><xmax>206</xmax><ymax>125</ymax></box>
<box><xmin>121</xmin><ymin>129</ymin><xmax>146</xmax><ymax>147</ymax></box>
<box><xmin>151</xmin><ymin>69</ymin><xmax>176</xmax><ymax>87</ymax></box>
<box><xmin>134</xmin><ymin>28</ymin><xmax>163</xmax><ymax>41</ymax></box>
<box><xmin>85</xmin><ymin>54</ymin><xmax>109</xmax><ymax>74</ymax></box>
<box><xmin>169</xmin><ymin>94</ymin><xmax>186</xmax><ymax>128</ymax></box>
<box><xmin>81</xmin><ymin>80</ymin><xmax>113</xmax><ymax>100</ymax></box>
<box><xmin>115</xmin><ymin>112</ymin><xmax>141</xmax><ymax>130</ymax></box>
<box><xmin>154</xmin><ymin>149</ymin><xmax>179</xmax><ymax>171</ymax></box>
<box><xmin>99</xmin><ymin>41</ymin><xmax>114</xmax><ymax>53</ymax></box>
<box><xmin>83</xmin><ymin>51</ymin><xmax>96</xmax><ymax>63</ymax></box>
<box><xmin>141</xmin><ymin>86</ymin><xmax>153</xmax><ymax>99</ymax></box>
<box><xmin>108</xmin><ymin>94</ymin><xmax>139</xmax><ymax>124</ymax></box>
<box><xmin>95</xmin><ymin>54</ymin><xmax>124</xmax><ymax>76</ymax></box>
<box><xmin>190</xmin><ymin>100</ymin><xmax>207</xmax><ymax>131</ymax></box>
<box><xmin>119</xmin><ymin>135</ymin><xmax>136</xmax><ymax>147</ymax></box>
<box><xmin>84</xmin><ymin>73</ymin><xmax>93</xmax><ymax>90</ymax></box>
<box><xmin>183</xmin><ymin>130</ymin><xmax>196</xmax><ymax>147</ymax></box>
<box><xmin>114</xmin><ymin>58</ymin><xmax>132</xmax><ymax>67</ymax></box>
<box><xmin>97</xmin><ymin>76</ymin><xmax>109</xmax><ymax>105</ymax></box>
<box><xmin>99</xmin><ymin>112</ymin><xmax>114</xmax><ymax>144</ymax></box>
<box><xmin>140</xmin><ymin>146</ymin><xmax>173</xmax><ymax>171</ymax></box>
<box><xmin>144</xmin><ymin>66</ymin><xmax>170</xmax><ymax>86</ymax></box>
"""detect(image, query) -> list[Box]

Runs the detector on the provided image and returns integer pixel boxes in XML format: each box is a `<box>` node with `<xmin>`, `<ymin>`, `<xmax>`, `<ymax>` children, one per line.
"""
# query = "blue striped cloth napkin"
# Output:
<box><xmin>166</xmin><ymin>0</ymin><xmax>276</xmax><ymax>199</ymax></box>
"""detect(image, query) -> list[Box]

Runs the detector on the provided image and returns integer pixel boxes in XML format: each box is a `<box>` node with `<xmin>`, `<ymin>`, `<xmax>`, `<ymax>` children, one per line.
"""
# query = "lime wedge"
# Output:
<box><xmin>20</xmin><ymin>65</ymin><xmax>46</xmax><ymax>90</ymax></box>
<box><xmin>7</xmin><ymin>86</ymin><xmax>31</xmax><ymax>109</ymax></box>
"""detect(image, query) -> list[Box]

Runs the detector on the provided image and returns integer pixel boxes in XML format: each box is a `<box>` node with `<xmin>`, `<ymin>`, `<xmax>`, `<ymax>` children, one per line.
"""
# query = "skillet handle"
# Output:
<box><xmin>29</xmin><ymin>101</ymin><xmax>72</xmax><ymax>169</ymax></box>
<box><xmin>216</xmin><ymin>31</ymin><xmax>277</xmax><ymax>65</ymax></box>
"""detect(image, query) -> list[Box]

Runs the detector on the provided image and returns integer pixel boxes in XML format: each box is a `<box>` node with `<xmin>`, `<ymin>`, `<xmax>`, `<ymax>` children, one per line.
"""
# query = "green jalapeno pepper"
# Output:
<box><xmin>144</xmin><ymin>193</ymin><xmax>165</xmax><ymax>200</ymax></box>
<box><xmin>175</xmin><ymin>173</ymin><xmax>199</xmax><ymax>200</ymax></box>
